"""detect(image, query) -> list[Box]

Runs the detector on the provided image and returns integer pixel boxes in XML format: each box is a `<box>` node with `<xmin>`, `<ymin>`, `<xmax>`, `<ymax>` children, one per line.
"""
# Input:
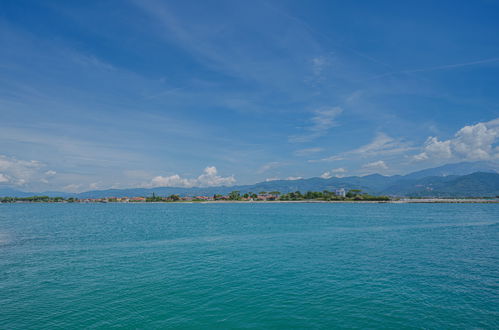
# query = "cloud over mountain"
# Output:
<box><xmin>414</xmin><ymin>118</ymin><xmax>499</xmax><ymax>162</ymax></box>
<box><xmin>149</xmin><ymin>166</ymin><xmax>235</xmax><ymax>188</ymax></box>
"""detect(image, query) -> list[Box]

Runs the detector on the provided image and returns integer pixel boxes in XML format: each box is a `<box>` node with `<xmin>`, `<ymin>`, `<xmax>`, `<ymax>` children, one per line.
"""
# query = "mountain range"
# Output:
<box><xmin>1</xmin><ymin>161</ymin><xmax>499</xmax><ymax>198</ymax></box>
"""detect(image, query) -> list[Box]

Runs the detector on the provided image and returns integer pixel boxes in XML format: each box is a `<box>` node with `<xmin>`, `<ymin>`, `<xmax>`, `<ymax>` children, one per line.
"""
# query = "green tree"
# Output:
<box><xmin>168</xmin><ymin>194</ymin><xmax>180</xmax><ymax>201</ymax></box>
<box><xmin>229</xmin><ymin>191</ymin><xmax>241</xmax><ymax>200</ymax></box>
<box><xmin>346</xmin><ymin>189</ymin><xmax>362</xmax><ymax>198</ymax></box>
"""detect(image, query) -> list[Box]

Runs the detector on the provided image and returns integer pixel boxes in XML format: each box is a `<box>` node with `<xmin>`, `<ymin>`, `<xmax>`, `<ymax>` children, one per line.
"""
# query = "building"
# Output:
<box><xmin>335</xmin><ymin>188</ymin><xmax>346</xmax><ymax>198</ymax></box>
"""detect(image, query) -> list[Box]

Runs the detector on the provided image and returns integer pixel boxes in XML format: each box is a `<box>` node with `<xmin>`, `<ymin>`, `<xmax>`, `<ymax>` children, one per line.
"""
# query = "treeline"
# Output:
<box><xmin>215</xmin><ymin>189</ymin><xmax>390</xmax><ymax>201</ymax></box>
<box><xmin>0</xmin><ymin>196</ymin><xmax>77</xmax><ymax>203</ymax></box>
<box><xmin>0</xmin><ymin>189</ymin><xmax>391</xmax><ymax>203</ymax></box>
<box><xmin>279</xmin><ymin>189</ymin><xmax>390</xmax><ymax>201</ymax></box>
<box><xmin>145</xmin><ymin>193</ymin><xmax>180</xmax><ymax>202</ymax></box>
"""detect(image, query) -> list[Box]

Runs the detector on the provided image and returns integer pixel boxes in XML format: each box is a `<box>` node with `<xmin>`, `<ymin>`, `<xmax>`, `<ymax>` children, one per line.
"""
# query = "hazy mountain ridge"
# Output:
<box><xmin>1</xmin><ymin>162</ymin><xmax>499</xmax><ymax>198</ymax></box>
<box><xmin>403</xmin><ymin>161</ymin><xmax>499</xmax><ymax>179</ymax></box>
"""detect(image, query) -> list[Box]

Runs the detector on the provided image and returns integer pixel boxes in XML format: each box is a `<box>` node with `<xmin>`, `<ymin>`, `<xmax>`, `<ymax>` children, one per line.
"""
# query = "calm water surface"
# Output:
<box><xmin>0</xmin><ymin>203</ymin><xmax>498</xmax><ymax>328</ymax></box>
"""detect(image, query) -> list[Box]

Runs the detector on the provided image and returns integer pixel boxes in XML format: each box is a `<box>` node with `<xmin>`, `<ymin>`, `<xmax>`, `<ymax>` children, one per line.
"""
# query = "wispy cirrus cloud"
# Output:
<box><xmin>2</xmin><ymin>0</ymin><xmax>498</xmax><ymax>191</ymax></box>
<box><xmin>405</xmin><ymin>57</ymin><xmax>499</xmax><ymax>74</ymax></box>
<box><xmin>130</xmin><ymin>0</ymin><xmax>321</xmax><ymax>91</ymax></box>
<box><xmin>257</xmin><ymin>161</ymin><xmax>283</xmax><ymax>174</ymax></box>
<box><xmin>289</xmin><ymin>107</ymin><xmax>343</xmax><ymax>143</ymax></box>
<box><xmin>351</xmin><ymin>133</ymin><xmax>414</xmax><ymax>156</ymax></box>
<box><xmin>310</xmin><ymin>132</ymin><xmax>413</xmax><ymax>162</ymax></box>
<box><xmin>309</xmin><ymin>155</ymin><xmax>344</xmax><ymax>163</ymax></box>
<box><xmin>305</xmin><ymin>54</ymin><xmax>333</xmax><ymax>85</ymax></box>
<box><xmin>293</xmin><ymin>147</ymin><xmax>323</xmax><ymax>156</ymax></box>
<box><xmin>364</xmin><ymin>57</ymin><xmax>499</xmax><ymax>82</ymax></box>
<box><xmin>311</xmin><ymin>56</ymin><xmax>330</xmax><ymax>77</ymax></box>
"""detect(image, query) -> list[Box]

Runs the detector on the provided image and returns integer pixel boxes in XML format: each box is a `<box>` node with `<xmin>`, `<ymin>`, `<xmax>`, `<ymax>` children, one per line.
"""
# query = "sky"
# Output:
<box><xmin>0</xmin><ymin>0</ymin><xmax>499</xmax><ymax>192</ymax></box>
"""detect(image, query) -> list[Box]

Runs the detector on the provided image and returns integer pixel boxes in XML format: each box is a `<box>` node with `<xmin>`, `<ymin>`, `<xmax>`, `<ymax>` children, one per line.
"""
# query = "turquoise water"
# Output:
<box><xmin>0</xmin><ymin>203</ymin><xmax>498</xmax><ymax>329</ymax></box>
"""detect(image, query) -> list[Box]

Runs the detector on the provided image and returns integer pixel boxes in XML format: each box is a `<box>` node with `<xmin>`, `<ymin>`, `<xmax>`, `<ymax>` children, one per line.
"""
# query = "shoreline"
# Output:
<box><xmin>151</xmin><ymin>199</ymin><xmax>499</xmax><ymax>204</ymax></box>
<box><xmin>2</xmin><ymin>199</ymin><xmax>499</xmax><ymax>204</ymax></box>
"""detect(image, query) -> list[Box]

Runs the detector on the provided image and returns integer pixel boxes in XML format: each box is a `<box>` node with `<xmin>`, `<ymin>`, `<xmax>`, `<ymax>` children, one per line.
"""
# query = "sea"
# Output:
<box><xmin>0</xmin><ymin>203</ymin><xmax>498</xmax><ymax>329</ymax></box>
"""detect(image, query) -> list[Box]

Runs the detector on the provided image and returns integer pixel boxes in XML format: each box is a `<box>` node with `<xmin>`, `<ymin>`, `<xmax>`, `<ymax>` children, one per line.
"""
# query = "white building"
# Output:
<box><xmin>335</xmin><ymin>188</ymin><xmax>346</xmax><ymax>197</ymax></box>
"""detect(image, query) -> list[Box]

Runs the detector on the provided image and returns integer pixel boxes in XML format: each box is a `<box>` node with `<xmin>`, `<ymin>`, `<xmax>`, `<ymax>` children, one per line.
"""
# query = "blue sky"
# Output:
<box><xmin>1</xmin><ymin>0</ymin><xmax>499</xmax><ymax>192</ymax></box>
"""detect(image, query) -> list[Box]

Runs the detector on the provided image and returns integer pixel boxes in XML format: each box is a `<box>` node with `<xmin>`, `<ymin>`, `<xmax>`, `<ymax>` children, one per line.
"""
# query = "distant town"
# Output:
<box><xmin>2</xmin><ymin>189</ymin><xmax>499</xmax><ymax>204</ymax></box>
<box><xmin>0</xmin><ymin>189</ymin><xmax>397</xmax><ymax>203</ymax></box>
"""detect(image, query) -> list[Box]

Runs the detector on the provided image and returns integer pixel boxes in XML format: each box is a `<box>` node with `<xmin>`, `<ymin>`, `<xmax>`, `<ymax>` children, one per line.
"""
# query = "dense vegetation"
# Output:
<box><xmin>279</xmin><ymin>190</ymin><xmax>390</xmax><ymax>201</ymax></box>
<box><xmin>217</xmin><ymin>189</ymin><xmax>390</xmax><ymax>201</ymax></box>
<box><xmin>145</xmin><ymin>193</ymin><xmax>180</xmax><ymax>202</ymax></box>
<box><xmin>0</xmin><ymin>189</ymin><xmax>390</xmax><ymax>203</ymax></box>
<box><xmin>0</xmin><ymin>196</ymin><xmax>70</xmax><ymax>203</ymax></box>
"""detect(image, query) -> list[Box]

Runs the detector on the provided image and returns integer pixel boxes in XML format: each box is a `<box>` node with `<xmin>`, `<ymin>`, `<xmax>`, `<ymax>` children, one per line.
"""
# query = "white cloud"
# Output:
<box><xmin>0</xmin><ymin>155</ymin><xmax>45</xmax><ymax>186</ymax></box>
<box><xmin>414</xmin><ymin>119</ymin><xmax>499</xmax><ymax>161</ymax></box>
<box><xmin>320</xmin><ymin>171</ymin><xmax>332</xmax><ymax>179</ymax></box>
<box><xmin>286</xmin><ymin>176</ymin><xmax>303</xmax><ymax>180</ymax></box>
<box><xmin>362</xmin><ymin>160</ymin><xmax>388</xmax><ymax>170</ymax></box>
<box><xmin>197</xmin><ymin>166</ymin><xmax>235</xmax><ymax>186</ymax></box>
<box><xmin>452</xmin><ymin>121</ymin><xmax>498</xmax><ymax>159</ymax></box>
<box><xmin>265</xmin><ymin>176</ymin><xmax>303</xmax><ymax>181</ymax></box>
<box><xmin>39</xmin><ymin>170</ymin><xmax>57</xmax><ymax>184</ymax></box>
<box><xmin>0</xmin><ymin>173</ymin><xmax>9</xmax><ymax>183</ymax></box>
<box><xmin>151</xmin><ymin>174</ymin><xmax>194</xmax><ymax>187</ymax></box>
<box><xmin>290</xmin><ymin>107</ymin><xmax>343</xmax><ymax>142</ymax></box>
<box><xmin>321</xmin><ymin>167</ymin><xmax>347</xmax><ymax>179</ymax></box>
<box><xmin>149</xmin><ymin>166</ymin><xmax>235</xmax><ymax>188</ymax></box>
<box><xmin>413</xmin><ymin>137</ymin><xmax>452</xmax><ymax>161</ymax></box>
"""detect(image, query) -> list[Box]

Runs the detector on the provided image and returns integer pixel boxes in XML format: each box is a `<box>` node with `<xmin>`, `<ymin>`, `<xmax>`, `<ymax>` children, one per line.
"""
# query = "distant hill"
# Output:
<box><xmin>381</xmin><ymin>172</ymin><xmax>499</xmax><ymax>197</ymax></box>
<box><xmin>403</xmin><ymin>161</ymin><xmax>499</xmax><ymax>179</ymax></box>
<box><xmin>1</xmin><ymin>162</ymin><xmax>499</xmax><ymax>198</ymax></box>
<box><xmin>0</xmin><ymin>187</ymin><xmax>35</xmax><ymax>198</ymax></box>
<box><xmin>396</xmin><ymin>172</ymin><xmax>499</xmax><ymax>197</ymax></box>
